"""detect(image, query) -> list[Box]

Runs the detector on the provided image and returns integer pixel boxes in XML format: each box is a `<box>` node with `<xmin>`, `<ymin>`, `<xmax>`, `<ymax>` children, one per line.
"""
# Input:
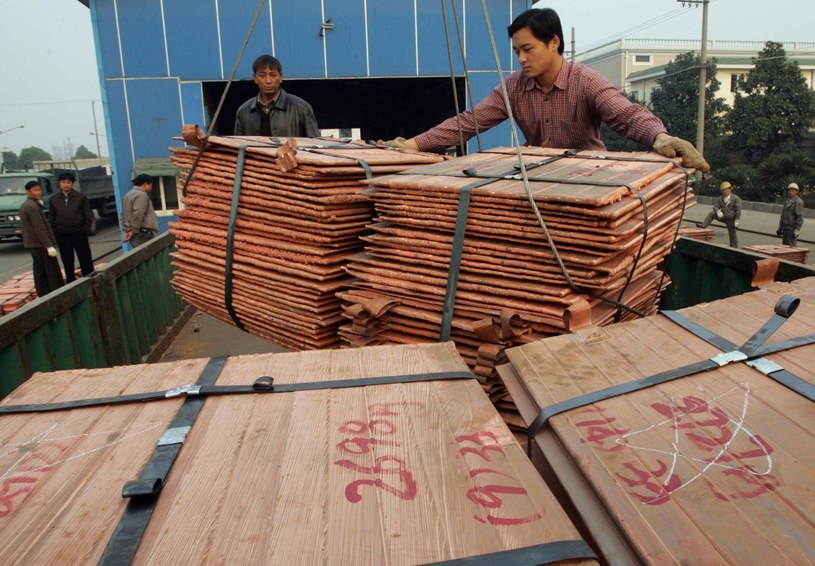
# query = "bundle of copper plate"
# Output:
<box><xmin>169</xmin><ymin>136</ymin><xmax>443</xmax><ymax>350</ymax></box>
<box><xmin>339</xmin><ymin>147</ymin><xmax>695</xmax><ymax>425</ymax></box>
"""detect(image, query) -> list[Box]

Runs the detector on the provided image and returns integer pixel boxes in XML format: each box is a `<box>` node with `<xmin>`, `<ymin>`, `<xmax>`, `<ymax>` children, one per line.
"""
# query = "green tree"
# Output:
<box><xmin>600</xmin><ymin>92</ymin><xmax>651</xmax><ymax>152</ymax></box>
<box><xmin>1</xmin><ymin>150</ymin><xmax>19</xmax><ymax>171</ymax></box>
<box><xmin>726</xmin><ymin>41</ymin><xmax>815</xmax><ymax>161</ymax></box>
<box><xmin>650</xmin><ymin>52</ymin><xmax>728</xmax><ymax>146</ymax></box>
<box><xmin>18</xmin><ymin>146</ymin><xmax>53</xmax><ymax>169</ymax></box>
<box><xmin>74</xmin><ymin>144</ymin><xmax>97</xmax><ymax>159</ymax></box>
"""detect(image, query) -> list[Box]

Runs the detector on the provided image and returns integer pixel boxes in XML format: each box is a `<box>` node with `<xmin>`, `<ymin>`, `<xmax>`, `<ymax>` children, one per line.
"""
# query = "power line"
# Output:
<box><xmin>0</xmin><ymin>99</ymin><xmax>101</xmax><ymax>108</ymax></box>
<box><xmin>577</xmin><ymin>0</ymin><xmax>723</xmax><ymax>56</ymax></box>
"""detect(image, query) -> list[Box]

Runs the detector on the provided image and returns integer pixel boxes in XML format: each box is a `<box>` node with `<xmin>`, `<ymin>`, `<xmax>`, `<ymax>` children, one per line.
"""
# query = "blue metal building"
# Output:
<box><xmin>79</xmin><ymin>0</ymin><xmax>531</xmax><ymax>233</ymax></box>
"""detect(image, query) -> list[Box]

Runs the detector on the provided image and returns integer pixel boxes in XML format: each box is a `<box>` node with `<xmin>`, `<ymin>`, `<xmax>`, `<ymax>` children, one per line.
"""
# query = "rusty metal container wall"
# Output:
<box><xmin>503</xmin><ymin>276</ymin><xmax>815</xmax><ymax>563</ymax></box>
<box><xmin>0</xmin><ymin>234</ymin><xmax>189</xmax><ymax>398</ymax></box>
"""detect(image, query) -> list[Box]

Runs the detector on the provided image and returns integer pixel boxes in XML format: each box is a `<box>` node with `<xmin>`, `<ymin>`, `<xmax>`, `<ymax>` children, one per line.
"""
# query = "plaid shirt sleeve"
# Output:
<box><xmin>414</xmin><ymin>85</ymin><xmax>509</xmax><ymax>152</ymax></box>
<box><xmin>414</xmin><ymin>62</ymin><xmax>667</xmax><ymax>152</ymax></box>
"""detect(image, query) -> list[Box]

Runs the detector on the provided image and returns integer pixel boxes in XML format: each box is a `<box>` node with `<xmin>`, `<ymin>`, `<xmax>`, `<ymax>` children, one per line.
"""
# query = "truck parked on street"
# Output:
<box><xmin>0</xmin><ymin>159</ymin><xmax>115</xmax><ymax>240</ymax></box>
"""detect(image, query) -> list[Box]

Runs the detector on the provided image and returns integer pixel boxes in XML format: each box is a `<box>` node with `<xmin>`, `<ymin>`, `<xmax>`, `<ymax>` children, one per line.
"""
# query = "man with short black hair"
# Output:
<box><xmin>21</xmin><ymin>180</ymin><xmax>64</xmax><ymax>297</ymax></box>
<box><xmin>379</xmin><ymin>8</ymin><xmax>708</xmax><ymax>172</ymax></box>
<box><xmin>234</xmin><ymin>54</ymin><xmax>320</xmax><ymax>137</ymax></box>
<box><xmin>121</xmin><ymin>174</ymin><xmax>159</xmax><ymax>248</ymax></box>
<box><xmin>49</xmin><ymin>171</ymin><xmax>95</xmax><ymax>282</ymax></box>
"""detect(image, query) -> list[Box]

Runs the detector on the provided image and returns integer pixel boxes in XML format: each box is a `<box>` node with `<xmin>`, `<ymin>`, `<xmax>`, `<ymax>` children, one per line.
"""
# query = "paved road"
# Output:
<box><xmin>1</xmin><ymin>204</ymin><xmax>810</xmax><ymax>288</ymax></box>
<box><xmin>682</xmin><ymin>203</ymin><xmax>814</xmax><ymax>264</ymax></box>
<box><xmin>0</xmin><ymin>216</ymin><xmax>124</xmax><ymax>285</ymax></box>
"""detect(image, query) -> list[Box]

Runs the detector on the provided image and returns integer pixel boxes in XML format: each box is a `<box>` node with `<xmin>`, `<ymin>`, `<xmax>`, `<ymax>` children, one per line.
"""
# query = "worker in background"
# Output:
<box><xmin>121</xmin><ymin>174</ymin><xmax>159</xmax><ymax>249</ymax></box>
<box><xmin>379</xmin><ymin>8</ymin><xmax>708</xmax><ymax>172</ymax></box>
<box><xmin>48</xmin><ymin>171</ymin><xmax>95</xmax><ymax>282</ymax></box>
<box><xmin>20</xmin><ymin>180</ymin><xmax>64</xmax><ymax>297</ymax></box>
<box><xmin>234</xmin><ymin>55</ymin><xmax>320</xmax><ymax>138</ymax></box>
<box><xmin>778</xmin><ymin>182</ymin><xmax>804</xmax><ymax>246</ymax></box>
<box><xmin>698</xmin><ymin>181</ymin><xmax>742</xmax><ymax>248</ymax></box>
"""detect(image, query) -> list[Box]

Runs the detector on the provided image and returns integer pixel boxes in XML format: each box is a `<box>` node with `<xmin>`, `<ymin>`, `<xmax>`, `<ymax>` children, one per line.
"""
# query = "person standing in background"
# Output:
<box><xmin>234</xmin><ymin>54</ymin><xmax>320</xmax><ymax>138</ymax></box>
<box><xmin>778</xmin><ymin>182</ymin><xmax>804</xmax><ymax>246</ymax></box>
<box><xmin>48</xmin><ymin>171</ymin><xmax>94</xmax><ymax>282</ymax></box>
<box><xmin>21</xmin><ymin>180</ymin><xmax>64</xmax><ymax>297</ymax></box>
<box><xmin>121</xmin><ymin>174</ymin><xmax>159</xmax><ymax>248</ymax></box>
<box><xmin>699</xmin><ymin>181</ymin><xmax>742</xmax><ymax>248</ymax></box>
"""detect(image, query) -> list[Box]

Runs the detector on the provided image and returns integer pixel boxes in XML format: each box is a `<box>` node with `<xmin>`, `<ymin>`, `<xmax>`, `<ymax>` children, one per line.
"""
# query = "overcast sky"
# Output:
<box><xmin>0</xmin><ymin>0</ymin><xmax>812</xmax><ymax>157</ymax></box>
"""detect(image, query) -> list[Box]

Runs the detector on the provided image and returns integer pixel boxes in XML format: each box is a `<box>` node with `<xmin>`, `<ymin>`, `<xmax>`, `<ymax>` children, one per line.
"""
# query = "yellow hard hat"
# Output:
<box><xmin>788</xmin><ymin>182</ymin><xmax>799</xmax><ymax>191</ymax></box>
<box><xmin>719</xmin><ymin>181</ymin><xmax>732</xmax><ymax>191</ymax></box>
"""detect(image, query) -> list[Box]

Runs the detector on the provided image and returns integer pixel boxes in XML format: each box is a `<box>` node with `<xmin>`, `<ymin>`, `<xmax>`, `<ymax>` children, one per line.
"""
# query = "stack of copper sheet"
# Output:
<box><xmin>677</xmin><ymin>225</ymin><xmax>715</xmax><ymax>241</ymax></box>
<box><xmin>169</xmin><ymin>136</ymin><xmax>443</xmax><ymax>350</ymax></box>
<box><xmin>743</xmin><ymin>243</ymin><xmax>811</xmax><ymax>264</ymax></box>
<box><xmin>0</xmin><ymin>272</ymin><xmax>37</xmax><ymax>315</ymax></box>
<box><xmin>339</xmin><ymin>147</ymin><xmax>694</xmax><ymax>419</ymax></box>
<box><xmin>498</xmin><ymin>276</ymin><xmax>815</xmax><ymax>563</ymax></box>
<box><xmin>0</xmin><ymin>342</ymin><xmax>596</xmax><ymax>565</ymax></box>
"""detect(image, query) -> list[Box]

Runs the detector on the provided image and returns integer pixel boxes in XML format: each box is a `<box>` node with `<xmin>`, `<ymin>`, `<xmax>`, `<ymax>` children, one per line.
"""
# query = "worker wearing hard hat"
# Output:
<box><xmin>777</xmin><ymin>182</ymin><xmax>804</xmax><ymax>246</ymax></box>
<box><xmin>699</xmin><ymin>181</ymin><xmax>742</xmax><ymax>247</ymax></box>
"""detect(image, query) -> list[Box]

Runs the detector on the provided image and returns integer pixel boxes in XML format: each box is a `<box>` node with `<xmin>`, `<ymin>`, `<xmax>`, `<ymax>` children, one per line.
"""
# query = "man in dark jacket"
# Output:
<box><xmin>234</xmin><ymin>54</ymin><xmax>319</xmax><ymax>138</ymax></box>
<box><xmin>21</xmin><ymin>180</ymin><xmax>64</xmax><ymax>297</ymax></box>
<box><xmin>699</xmin><ymin>181</ymin><xmax>742</xmax><ymax>247</ymax></box>
<box><xmin>49</xmin><ymin>171</ymin><xmax>94</xmax><ymax>282</ymax></box>
<box><xmin>778</xmin><ymin>182</ymin><xmax>804</xmax><ymax>246</ymax></box>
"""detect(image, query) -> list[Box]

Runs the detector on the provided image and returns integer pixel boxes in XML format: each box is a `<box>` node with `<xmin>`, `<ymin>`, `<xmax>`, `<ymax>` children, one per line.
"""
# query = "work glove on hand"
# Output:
<box><xmin>376</xmin><ymin>137</ymin><xmax>417</xmax><ymax>150</ymax></box>
<box><xmin>776</xmin><ymin>228</ymin><xmax>783</xmax><ymax>237</ymax></box>
<box><xmin>653</xmin><ymin>134</ymin><xmax>710</xmax><ymax>172</ymax></box>
<box><xmin>794</xmin><ymin>229</ymin><xmax>801</xmax><ymax>238</ymax></box>
<box><xmin>735</xmin><ymin>221</ymin><xmax>740</xmax><ymax>228</ymax></box>
<box><xmin>47</xmin><ymin>247</ymin><xmax>57</xmax><ymax>257</ymax></box>
<box><xmin>715</xmin><ymin>209</ymin><xmax>724</xmax><ymax>220</ymax></box>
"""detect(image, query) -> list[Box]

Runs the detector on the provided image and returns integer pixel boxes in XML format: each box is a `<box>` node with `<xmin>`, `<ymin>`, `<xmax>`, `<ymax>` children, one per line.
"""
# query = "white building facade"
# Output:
<box><xmin>577</xmin><ymin>39</ymin><xmax>815</xmax><ymax>106</ymax></box>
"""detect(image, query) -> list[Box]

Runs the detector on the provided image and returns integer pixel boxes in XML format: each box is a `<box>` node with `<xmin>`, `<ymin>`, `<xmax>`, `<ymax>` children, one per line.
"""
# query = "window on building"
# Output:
<box><xmin>150</xmin><ymin>175</ymin><xmax>181</xmax><ymax>215</ymax></box>
<box><xmin>730</xmin><ymin>73</ymin><xmax>748</xmax><ymax>93</ymax></box>
<box><xmin>633</xmin><ymin>54</ymin><xmax>652</xmax><ymax>65</ymax></box>
<box><xmin>131</xmin><ymin>158</ymin><xmax>182</xmax><ymax>216</ymax></box>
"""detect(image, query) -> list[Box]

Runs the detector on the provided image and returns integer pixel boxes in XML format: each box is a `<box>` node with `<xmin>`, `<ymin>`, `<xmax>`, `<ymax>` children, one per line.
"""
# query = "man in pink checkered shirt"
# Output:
<box><xmin>381</xmin><ymin>8</ymin><xmax>708</xmax><ymax>172</ymax></box>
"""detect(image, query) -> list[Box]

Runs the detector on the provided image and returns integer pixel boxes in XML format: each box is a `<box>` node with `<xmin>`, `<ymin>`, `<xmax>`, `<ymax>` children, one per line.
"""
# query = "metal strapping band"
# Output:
<box><xmin>98</xmin><ymin>356</ymin><xmax>228</xmax><ymax>566</ymax></box>
<box><xmin>526</xmin><ymin>358</ymin><xmax>719</xmax><ymax>456</ymax></box>
<box><xmin>0</xmin><ymin>371</ymin><xmax>479</xmax><ymax>415</ymax></box>
<box><xmin>300</xmin><ymin>147</ymin><xmax>375</xmax><ymax>187</ymax></box>
<box><xmin>661</xmin><ymin>308</ymin><xmax>815</xmax><ymax>403</ymax></box>
<box><xmin>428</xmin><ymin>539</ymin><xmax>598</xmax><ymax>566</ymax></box>
<box><xmin>526</xmin><ymin>300</ymin><xmax>814</xmax><ymax>456</ymax></box>
<box><xmin>439</xmin><ymin>177</ymin><xmax>498</xmax><ymax>341</ymax></box>
<box><xmin>438</xmin><ymin>157</ymin><xmax>568</xmax><ymax>341</ymax></box>
<box><xmin>224</xmin><ymin>144</ymin><xmax>264</xmax><ymax>331</ymax></box>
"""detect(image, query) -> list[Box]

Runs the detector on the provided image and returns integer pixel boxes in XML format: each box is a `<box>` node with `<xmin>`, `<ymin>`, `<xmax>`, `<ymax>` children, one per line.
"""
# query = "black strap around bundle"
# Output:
<box><xmin>0</xmin><ymin>371</ymin><xmax>479</xmax><ymax>415</ymax></box>
<box><xmin>98</xmin><ymin>356</ymin><xmax>227</xmax><ymax>565</ymax></box>
<box><xmin>428</xmin><ymin>539</ymin><xmax>598</xmax><ymax>566</ymax></box>
<box><xmin>526</xmin><ymin>294</ymin><xmax>815</xmax><ymax>456</ymax></box>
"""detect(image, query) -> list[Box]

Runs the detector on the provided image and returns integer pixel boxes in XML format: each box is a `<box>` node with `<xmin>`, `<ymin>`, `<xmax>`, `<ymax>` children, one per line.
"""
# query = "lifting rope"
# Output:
<box><xmin>440</xmin><ymin>0</ymin><xmax>483</xmax><ymax>152</ymax></box>
<box><xmin>179</xmin><ymin>0</ymin><xmax>268</xmax><ymax>196</ymax></box>
<box><xmin>434</xmin><ymin>0</ymin><xmax>693</xmax><ymax>321</ymax></box>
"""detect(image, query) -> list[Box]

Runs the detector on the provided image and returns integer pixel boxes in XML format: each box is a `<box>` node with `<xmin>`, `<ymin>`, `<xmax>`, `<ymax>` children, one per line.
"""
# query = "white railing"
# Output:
<box><xmin>578</xmin><ymin>39</ymin><xmax>815</xmax><ymax>62</ymax></box>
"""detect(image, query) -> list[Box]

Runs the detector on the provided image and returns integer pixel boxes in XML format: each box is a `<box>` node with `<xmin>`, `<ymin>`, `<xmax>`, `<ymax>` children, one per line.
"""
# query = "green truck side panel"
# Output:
<box><xmin>0</xmin><ymin>233</ymin><xmax>189</xmax><ymax>397</ymax></box>
<box><xmin>2</xmin><ymin>235</ymin><xmax>815</xmax><ymax>399</ymax></box>
<box><xmin>661</xmin><ymin>238</ymin><xmax>815</xmax><ymax>310</ymax></box>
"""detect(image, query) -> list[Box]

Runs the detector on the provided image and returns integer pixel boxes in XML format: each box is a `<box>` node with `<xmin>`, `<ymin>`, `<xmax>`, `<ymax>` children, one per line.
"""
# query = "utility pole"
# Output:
<box><xmin>571</xmin><ymin>27</ymin><xmax>575</xmax><ymax>62</ymax></box>
<box><xmin>678</xmin><ymin>0</ymin><xmax>709</xmax><ymax>157</ymax></box>
<box><xmin>91</xmin><ymin>100</ymin><xmax>102</xmax><ymax>158</ymax></box>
